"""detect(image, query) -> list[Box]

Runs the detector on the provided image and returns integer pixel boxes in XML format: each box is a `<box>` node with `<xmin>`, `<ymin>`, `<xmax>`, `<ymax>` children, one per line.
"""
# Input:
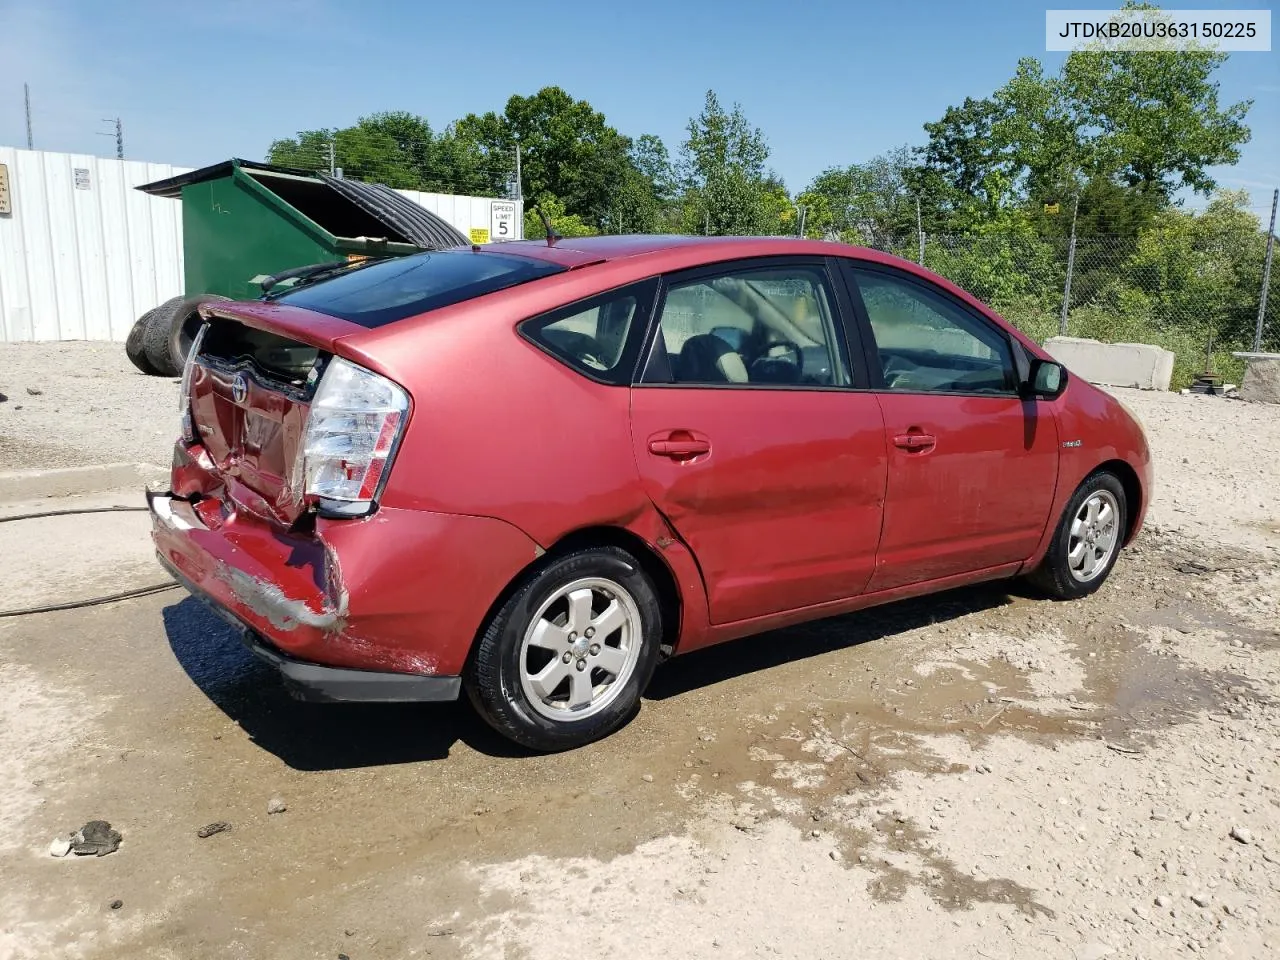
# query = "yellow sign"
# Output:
<box><xmin>469</xmin><ymin>228</ymin><xmax>490</xmax><ymax>245</ymax></box>
<box><xmin>1043</xmin><ymin>202</ymin><xmax>1060</xmax><ymax>215</ymax></box>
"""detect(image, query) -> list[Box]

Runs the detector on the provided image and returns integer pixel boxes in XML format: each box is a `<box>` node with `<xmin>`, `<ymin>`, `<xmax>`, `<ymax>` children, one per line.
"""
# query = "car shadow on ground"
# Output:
<box><xmin>645</xmin><ymin>581</ymin><xmax>1020</xmax><ymax>700</ymax></box>
<box><xmin>161</xmin><ymin>596</ymin><xmax>523</xmax><ymax>771</ymax></box>
<box><xmin>163</xmin><ymin>582</ymin><xmax>1024</xmax><ymax>770</ymax></box>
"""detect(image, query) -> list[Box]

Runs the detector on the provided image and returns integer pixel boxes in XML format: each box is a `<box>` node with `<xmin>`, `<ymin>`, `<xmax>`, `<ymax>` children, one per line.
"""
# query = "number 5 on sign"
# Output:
<box><xmin>491</xmin><ymin>201</ymin><xmax>517</xmax><ymax>241</ymax></box>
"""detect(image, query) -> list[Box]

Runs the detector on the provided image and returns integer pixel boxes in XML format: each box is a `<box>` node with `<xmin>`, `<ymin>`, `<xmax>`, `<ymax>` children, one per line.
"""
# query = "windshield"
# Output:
<box><xmin>271</xmin><ymin>250</ymin><xmax>565</xmax><ymax>328</ymax></box>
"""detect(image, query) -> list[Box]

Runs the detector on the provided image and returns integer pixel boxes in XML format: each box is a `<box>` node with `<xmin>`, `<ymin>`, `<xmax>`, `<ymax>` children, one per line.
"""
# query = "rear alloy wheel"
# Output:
<box><xmin>466</xmin><ymin>547</ymin><xmax>663</xmax><ymax>751</ymax></box>
<box><xmin>1028</xmin><ymin>471</ymin><xmax>1127</xmax><ymax>600</ymax></box>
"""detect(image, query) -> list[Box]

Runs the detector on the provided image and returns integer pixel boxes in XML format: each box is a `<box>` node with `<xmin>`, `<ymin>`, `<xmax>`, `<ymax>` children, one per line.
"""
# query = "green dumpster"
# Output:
<box><xmin>128</xmin><ymin>159</ymin><xmax>469</xmax><ymax>376</ymax></box>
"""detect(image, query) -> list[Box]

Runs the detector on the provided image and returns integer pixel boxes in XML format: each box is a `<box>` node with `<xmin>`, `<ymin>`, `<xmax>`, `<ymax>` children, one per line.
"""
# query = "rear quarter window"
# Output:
<box><xmin>272</xmin><ymin>250</ymin><xmax>563</xmax><ymax>327</ymax></box>
<box><xmin>519</xmin><ymin>280</ymin><xmax>658</xmax><ymax>385</ymax></box>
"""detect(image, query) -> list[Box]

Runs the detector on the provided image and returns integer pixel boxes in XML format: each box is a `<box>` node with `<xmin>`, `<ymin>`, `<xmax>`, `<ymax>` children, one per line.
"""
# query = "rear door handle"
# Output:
<box><xmin>892</xmin><ymin>433</ymin><xmax>936</xmax><ymax>451</ymax></box>
<box><xmin>648</xmin><ymin>438</ymin><xmax>711</xmax><ymax>457</ymax></box>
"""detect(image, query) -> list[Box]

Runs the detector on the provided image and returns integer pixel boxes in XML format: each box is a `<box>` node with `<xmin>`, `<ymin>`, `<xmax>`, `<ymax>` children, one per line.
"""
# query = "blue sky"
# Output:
<box><xmin>1</xmin><ymin>0</ymin><xmax>1276</xmax><ymax>217</ymax></box>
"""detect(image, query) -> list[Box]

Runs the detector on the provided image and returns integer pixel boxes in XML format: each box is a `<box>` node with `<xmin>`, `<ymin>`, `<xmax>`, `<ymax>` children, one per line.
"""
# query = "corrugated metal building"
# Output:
<box><xmin>0</xmin><ymin>147</ymin><xmax>520</xmax><ymax>342</ymax></box>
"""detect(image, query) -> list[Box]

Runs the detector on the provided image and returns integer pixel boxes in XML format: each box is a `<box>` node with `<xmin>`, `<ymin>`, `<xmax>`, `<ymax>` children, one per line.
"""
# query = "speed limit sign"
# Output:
<box><xmin>490</xmin><ymin>201</ymin><xmax>517</xmax><ymax>241</ymax></box>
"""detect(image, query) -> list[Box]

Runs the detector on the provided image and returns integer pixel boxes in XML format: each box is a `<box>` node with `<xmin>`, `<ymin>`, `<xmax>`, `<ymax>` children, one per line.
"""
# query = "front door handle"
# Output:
<box><xmin>648</xmin><ymin>438</ymin><xmax>711</xmax><ymax>458</ymax></box>
<box><xmin>892</xmin><ymin>432</ymin><xmax>936</xmax><ymax>451</ymax></box>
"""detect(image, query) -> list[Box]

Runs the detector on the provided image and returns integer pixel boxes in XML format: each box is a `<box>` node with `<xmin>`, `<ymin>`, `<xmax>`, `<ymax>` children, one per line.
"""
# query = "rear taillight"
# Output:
<box><xmin>299</xmin><ymin>357</ymin><xmax>409</xmax><ymax>513</ymax></box>
<box><xmin>179</xmin><ymin>323</ymin><xmax>209</xmax><ymax>443</ymax></box>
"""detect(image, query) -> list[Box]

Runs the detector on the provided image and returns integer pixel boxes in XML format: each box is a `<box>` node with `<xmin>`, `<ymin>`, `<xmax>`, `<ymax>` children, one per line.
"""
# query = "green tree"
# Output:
<box><xmin>267</xmin><ymin>111</ymin><xmax>506</xmax><ymax>195</ymax></box>
<box><xmin>800</xmin><ymin>146</ymin><xmax>919</xmax><ymax>243</ymax></box>
<box><xmin>679</xmin><ymin>90</ymin><xmax>782</xmax><ymax>235</ymax></box>
<box><xmin>523</xmin><ymin>194</ymin><xmax>599</xmax><ymax>239</ymax></box>
<box><xmin>601</xmin><ymin>134</ymin><xmax>678</xmax><ymax>233</ymax></box>
<box><xmin>916</xmin><ymin>4</ymin><xmax>1252</xmax><ymax>232</ymax></box>
<box><xmin>457</xmin><ymin>87</ymin><xmax>635</xmax><ymax>227</ymax></box>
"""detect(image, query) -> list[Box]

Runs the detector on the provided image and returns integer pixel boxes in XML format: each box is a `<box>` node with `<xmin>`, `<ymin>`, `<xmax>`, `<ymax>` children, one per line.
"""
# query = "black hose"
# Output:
<box><xmin>0</xmin><ymin>505</ymin><xmax>151</xmax><ymax>523</ymax></box>
<box><xmin>0</xmin><ymin>582</ymin><xmax>181</xmax><ymax>618</ymax></box>
<box><xmin>0</xmin><ymin>505</ymin><xmax>180</xmax><ymax>617</ymax></box>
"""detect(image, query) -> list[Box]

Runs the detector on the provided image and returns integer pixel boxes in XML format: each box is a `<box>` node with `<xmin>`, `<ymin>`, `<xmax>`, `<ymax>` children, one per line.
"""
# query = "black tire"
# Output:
<box><xmin>465</xmin><ymin>547</ymin><xmax>664</xmax><ymax>752</ymax></box>
<box><xmin>143</xmin><ymin>294</ymin><xmax>228</xmax><ymax>377</ymax></box>
<box><xmin>125</xmin><ymin>309</ymin><xmax>160</xmax><ymax>375</ymax></box>
<box><xmin>141</xmin><ymin>296</ymin><xmax>189</xmax><ymax>377</ymax></box>
<box><xmin>1027</xmin><ymin>470</ymin><xmax>1127</xmax><ymax>600</ymax></box>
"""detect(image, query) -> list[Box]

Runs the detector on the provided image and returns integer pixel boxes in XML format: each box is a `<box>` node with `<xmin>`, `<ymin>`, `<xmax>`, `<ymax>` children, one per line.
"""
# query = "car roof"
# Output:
<box><xmin>482</xmin><ymin>234</ymin><xmax>878</xmax><ymax>269</ymax></box>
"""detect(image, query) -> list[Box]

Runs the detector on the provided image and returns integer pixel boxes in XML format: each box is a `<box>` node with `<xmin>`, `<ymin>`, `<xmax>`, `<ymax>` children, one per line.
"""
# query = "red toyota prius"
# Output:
<box><xmin>149</xmin><ymin>235</ymin><xmax>1151</xmax><ymax>751</ymax></box>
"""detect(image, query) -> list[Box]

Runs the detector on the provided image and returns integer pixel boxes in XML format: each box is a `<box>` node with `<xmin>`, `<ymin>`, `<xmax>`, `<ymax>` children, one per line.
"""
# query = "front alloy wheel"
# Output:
<box><xmin>1028</xmin><ymin>470</ymin><xmax>1128</xmax><ymax>600</ymax></box>
<box><xmin>1066</xmin><ymin>489</ymin><xmax>1120</xmax><ymax>583</ymax></box>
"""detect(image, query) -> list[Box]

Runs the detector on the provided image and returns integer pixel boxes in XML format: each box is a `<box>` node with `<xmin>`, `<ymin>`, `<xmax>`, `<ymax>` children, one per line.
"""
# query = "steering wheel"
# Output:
<box><xmin>750</xmin><ymin>339</ymin><xmax>804</xmax><ymax>383</ymax></box>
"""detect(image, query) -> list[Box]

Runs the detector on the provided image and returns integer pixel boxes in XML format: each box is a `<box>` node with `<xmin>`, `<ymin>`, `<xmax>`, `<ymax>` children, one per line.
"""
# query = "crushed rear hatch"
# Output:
<box><xmin>185</xmin><ymin>302</ymin><xmax>365</xmax><ymax>527</ymax></box>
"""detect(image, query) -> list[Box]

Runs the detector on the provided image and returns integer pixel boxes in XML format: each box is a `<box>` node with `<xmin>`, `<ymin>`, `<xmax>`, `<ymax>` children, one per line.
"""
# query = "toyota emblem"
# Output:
<box><xmin>230</xmin><ymin>374</ymin><xmax>248</xmax><ymax>405</ymax></box>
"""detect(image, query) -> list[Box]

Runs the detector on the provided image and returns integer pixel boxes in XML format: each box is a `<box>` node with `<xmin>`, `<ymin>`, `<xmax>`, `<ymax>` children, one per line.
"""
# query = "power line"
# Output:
<box><xmin>97</xmin><ymin>117</ymin><xmax>123</xmax><ymax>160</ymax></box>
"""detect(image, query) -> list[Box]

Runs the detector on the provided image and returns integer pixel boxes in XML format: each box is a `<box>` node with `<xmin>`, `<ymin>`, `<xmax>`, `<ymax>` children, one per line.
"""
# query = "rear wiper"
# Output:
<box><xmin>260</xmin><ymin>258</ymin><xmax>379</xmax><ymax>298</ymax></box>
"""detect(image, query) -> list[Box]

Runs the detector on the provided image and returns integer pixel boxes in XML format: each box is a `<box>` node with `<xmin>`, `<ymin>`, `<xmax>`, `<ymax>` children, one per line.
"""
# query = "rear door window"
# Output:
<box><xmin>640</xmin><ymin>262</ymin><xmax>851</xmax><ymax>387</ymax></box>
<box><xmin>272</xmin><ymin>250</ymin><xmax>563</xmax><ymax>327</ymax></box>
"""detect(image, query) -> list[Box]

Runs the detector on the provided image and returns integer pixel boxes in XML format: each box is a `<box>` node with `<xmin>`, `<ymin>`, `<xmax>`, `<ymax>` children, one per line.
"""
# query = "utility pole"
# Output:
<box><xmin>797</xmin><ymin>204</ymin><xmax>807</xmax><ymax>238</ymax></box>
<box><xmin>704</xmin><ymin>209</ymin><xmax>710</xmax><ymax>236</ymax></box>
<box><xmin>514</xmin><ymin>142</ymin><xmax>522</xmax><ymax>201</ymax></box>
<box><xmin>1059</xmin><ymin>194</ymin><xmax>1080</xmax><ymax>336</ymax></box>
<box><xmin>24</xmin><ymin>83</ymin><xmax>33</xmax><ymax>149</ymax></box>
<box><xmin>98</xmin><ymin>117</ymin><xmax>123</xmax><ymax>159</ymax></box>
<box><xmin>1255</xmin><ymin>188</ymin><xmax>1278</xmax><ymax>352</ymax></box>
<box><xmin>327</xmin><ymin>138</ymin><xmax>335</xmax><ymax>176</ymax></box>
<box><xmin>915</xmin><ymin>195</ymin><xmax>925</xmax><ymax>265</ymax></box>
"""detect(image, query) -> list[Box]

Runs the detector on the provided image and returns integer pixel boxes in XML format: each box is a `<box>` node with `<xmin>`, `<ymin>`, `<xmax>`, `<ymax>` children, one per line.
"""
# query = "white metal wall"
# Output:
<box><xmin>0</xmin><ymin>147</ymin><xmax>522</xmax><ymax>343</ymax></box>
<box><xmin>0</xmin><ymin>148</ymin><xmax>188</xmax><ymax>342</ymax></box>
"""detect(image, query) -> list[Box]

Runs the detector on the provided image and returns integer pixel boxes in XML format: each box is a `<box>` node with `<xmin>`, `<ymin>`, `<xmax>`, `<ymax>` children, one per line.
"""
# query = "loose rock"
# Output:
<box><xmin>641</xmin><ymin>774</ymin><xmax>654</xmax><ymax>783</ymax></box>
<box><xmin>197</xmin><ymin>821</ymin><xmax>232</xmax><ymax>839</ymax></box>
<box><xmin>71</xmin><ymin>820</ymin><xmax>122</xmax><ymax>857</ymax></box>
<box><xmin>1191</xmin><ymin>892</ymin><xmax>1211</xmax><ymax>908</ymax></box>
<box><xmin>267</xmin><ymin>797</ymin><xmax>287</xmax><ymax>815</ymax></box>
<box><xmin>1228</xmin><ymin>825</ymin><xmax>1252</xmax><ymax>845</ymax></box>
<box><xmin>109</xmin><ymin>899</ymin><xmax>123</xmax><ymax>910</ymax></box>
<box><xmin>48</xmin><ymin>836</ymin><xmax>72</xmax><ymax>858</ymax></box>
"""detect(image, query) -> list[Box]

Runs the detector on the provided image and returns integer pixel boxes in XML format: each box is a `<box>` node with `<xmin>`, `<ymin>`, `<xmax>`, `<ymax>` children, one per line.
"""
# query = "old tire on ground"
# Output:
<box><xmin>125</xmin><ymin>309</ymin><xmax>160</xmax><ymax>375</ymax></box>
<box><xmin>141</xmin><ymin>296</ymin><xmax>191</xmax><ymax>377</ymax></box>
<box><xmin>1027</xmin><ymin>470</ymin><xmax>1127</xmax><ymax>600</ymax></box>
<box><xmin>143</xmin><ymin>294</ymin><xmax>227</xmax><ymax>377</ymax></box>
<box><xmin>465</xmin><ymin>546</ymin><xmax>664</xmax><ymax>752</ymax></box>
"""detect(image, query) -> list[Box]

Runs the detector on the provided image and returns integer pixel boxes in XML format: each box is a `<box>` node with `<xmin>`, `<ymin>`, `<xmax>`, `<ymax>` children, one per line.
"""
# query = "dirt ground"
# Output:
<box><xmin>0</xmin><ymin>343</ymin><xmax>177</xmax><ymax>471</ymax></box>
<box><xmin>1</xmin><ymin>345</ymin><xmax>1278</xmax><ymax>960</ymax></box>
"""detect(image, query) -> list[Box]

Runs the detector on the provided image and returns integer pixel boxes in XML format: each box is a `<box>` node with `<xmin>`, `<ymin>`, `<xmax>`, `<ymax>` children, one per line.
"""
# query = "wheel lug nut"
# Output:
<box><xmin>589</xmin><ymin>643</ymin><xmax>600</xmax><ymax>656</ymax></box>
<box><xmin>576</xmin><ymin>660</ymin><xmax>586</xmax><ymax>671</ymax></box>
<box><xmin>562</xmin><ymin>652</ymin><xmax>572</xmax><ymax>664</ymax></box>
<box><xmin>568</xmin><ymin>632</ymin><xmax>577</xmax><ymax>641</ymax></box>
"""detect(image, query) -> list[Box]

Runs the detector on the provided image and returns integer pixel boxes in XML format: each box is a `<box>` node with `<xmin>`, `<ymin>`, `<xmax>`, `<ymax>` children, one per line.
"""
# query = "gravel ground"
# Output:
<box><xmin>0</xmin><ymin>346</ymin><xmax>1277</xmax><ymax>960</ymax></box>
<box><xmin>0</xmin><ymin>343</ymin><xmax>177</xmax><ymax>471</ymax></box>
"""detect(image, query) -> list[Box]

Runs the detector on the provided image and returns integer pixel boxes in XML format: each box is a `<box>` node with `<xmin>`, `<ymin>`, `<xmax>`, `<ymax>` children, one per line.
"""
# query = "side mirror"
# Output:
<box><xmin>1025</xmin><ymin>359</ymin><xmax>1067</xmax><ymax>399</ymax></box>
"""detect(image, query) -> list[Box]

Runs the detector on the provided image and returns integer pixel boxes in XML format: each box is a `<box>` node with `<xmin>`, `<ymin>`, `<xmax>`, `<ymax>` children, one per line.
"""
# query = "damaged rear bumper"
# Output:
<box><xmin>157</xmin><ymin>548</ymin><xmax>460</xmax><ymax>703</ymax></box>
<box><xmin>148</xmin><ymin>488</ymin><xmax>462</xmax><ymax>703</ymax></box>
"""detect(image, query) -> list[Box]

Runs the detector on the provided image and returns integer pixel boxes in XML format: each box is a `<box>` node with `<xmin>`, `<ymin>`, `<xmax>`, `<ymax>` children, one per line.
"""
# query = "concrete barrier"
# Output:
<box><xmin>1043</xmin><ymin>337</ymin><xmax>1175</xmax><ymax>391</ymax></box>
<box><xmin>1233</xmin><ymin>352</ymin><xmax>1280</xmax><ymax>404</ymax></box>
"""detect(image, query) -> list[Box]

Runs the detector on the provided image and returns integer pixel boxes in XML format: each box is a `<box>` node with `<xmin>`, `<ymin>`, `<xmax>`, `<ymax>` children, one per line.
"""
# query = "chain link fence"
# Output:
<box><xmin>857</xmin><ymin>230</ymin><xmax>1279</xmax><ymax>389</ymax></box>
